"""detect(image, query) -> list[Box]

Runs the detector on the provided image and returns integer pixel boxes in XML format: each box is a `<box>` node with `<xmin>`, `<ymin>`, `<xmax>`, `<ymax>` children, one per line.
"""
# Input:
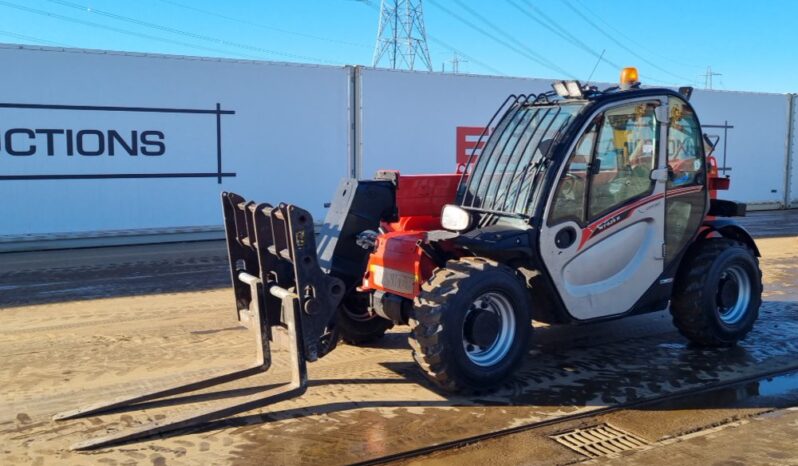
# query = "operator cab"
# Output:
<box><xmin>443</xmin><ymin>68</ymin><xmax>709</xmax><ymax>322</ymax></box>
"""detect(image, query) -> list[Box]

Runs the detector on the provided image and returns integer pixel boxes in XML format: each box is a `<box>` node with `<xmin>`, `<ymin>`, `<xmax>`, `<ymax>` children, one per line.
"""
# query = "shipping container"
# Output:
<box><xmin>0</xmin><ymin>44</ymin><xmax>352</xmax><ymax>250</ymax></box>
<box><xmin>0</xmin><ymin>44</ymin><xmax>795</xmax><ymax>251</ymax></box>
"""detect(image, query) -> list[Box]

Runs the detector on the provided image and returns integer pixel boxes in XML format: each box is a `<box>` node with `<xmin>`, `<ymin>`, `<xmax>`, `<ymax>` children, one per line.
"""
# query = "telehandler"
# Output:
<box><xmin>57</xmin><ymin>67</ymin><xmax>761</xmax><ymax>449</ymax></box>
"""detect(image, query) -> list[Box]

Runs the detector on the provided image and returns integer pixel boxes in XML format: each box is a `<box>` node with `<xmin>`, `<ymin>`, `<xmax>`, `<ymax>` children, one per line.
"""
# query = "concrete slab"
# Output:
<box><xmin>736</xmin><ymin>208</ymin><xmax>798</xmax><ymax>238</ymax></box>
<box><xmin>597</xmin><ymin>408</ymin><xmax>798</xmax><ymax>465</ymax></box>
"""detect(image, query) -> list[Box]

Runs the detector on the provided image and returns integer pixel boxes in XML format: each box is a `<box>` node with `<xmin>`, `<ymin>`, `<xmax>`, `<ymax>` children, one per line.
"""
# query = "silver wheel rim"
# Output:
<box><xmin>717</xmin><ymin>265</ymin><xmax>751</xmax><ymax>325</ymax></box>
<box><xmin>462</xmin><ymin>291</ymin><xmax>516</xmax><ymax>367</ymax></box>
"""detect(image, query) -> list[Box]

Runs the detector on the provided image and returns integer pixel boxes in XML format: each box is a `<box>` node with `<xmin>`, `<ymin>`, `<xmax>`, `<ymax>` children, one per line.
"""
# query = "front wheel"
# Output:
<box><xmin>670</xmin><ymin>238</ymin><xmax>762</xmax><ymax>346</ymax></box>
<box><xmin>409</xmin><ymin>257</ymin><xmax>531</xmax><ymax>392</ymax></box>
<box><xmin>336</xmin><ymin>292</ymin><xmax>393</xmax><ymax>345</ymax></box>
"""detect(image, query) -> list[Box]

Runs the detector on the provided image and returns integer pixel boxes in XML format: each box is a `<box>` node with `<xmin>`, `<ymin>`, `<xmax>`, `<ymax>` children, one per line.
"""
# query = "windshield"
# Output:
<box><xmin>458</xmin><ymin>102</ymin><xmax>583</xmax><ymax>216</ymax></box>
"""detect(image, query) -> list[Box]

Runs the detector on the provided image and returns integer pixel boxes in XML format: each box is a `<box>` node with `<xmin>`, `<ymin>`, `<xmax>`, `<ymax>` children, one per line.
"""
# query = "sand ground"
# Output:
<box><xmin>0</xmin><ymin>235</ymin><xmax>796</xmax><ymax>465</ymax></box>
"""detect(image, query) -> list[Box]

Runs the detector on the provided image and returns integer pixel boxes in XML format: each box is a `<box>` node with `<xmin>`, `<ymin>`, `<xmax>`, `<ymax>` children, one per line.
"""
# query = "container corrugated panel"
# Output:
<box><xmin>0</xmin><ymin>44</ymin><xmax>353</xmax><ymax>248</ymax></box>
<box><xmin>790</xmin><ymin>94</ymin><xmax>798</xmax><ymax>207</ymax></box>
<box><xmin>689</xmin><ymin>89</ymin><xmax>790</xmax><ymax>208</ymax></box>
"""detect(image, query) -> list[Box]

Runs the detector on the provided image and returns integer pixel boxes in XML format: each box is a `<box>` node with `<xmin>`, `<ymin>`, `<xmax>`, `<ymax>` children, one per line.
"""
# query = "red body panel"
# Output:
<box><xmin>388</xmin><ymin>172</ymin><xmax>461</xmax><ymax>220</ymax></box>
<box><xmin>706</xmin><ymin>155</ymin><xmax>729</xmax><ymax>221</ymax></box>
<box><xmin>361</xmin><ymin>172</ymin><xmax>460</xmax><ymax>298</ymax></box>
<box><xmin>362</xmin><ymin>231</ymin><xmax>429</xmax><ymax>299</ymax></box>
<box><xmin>707</xmin><ymin>155</ymin><xmax>730</xmax><ymax>193</ymax></box>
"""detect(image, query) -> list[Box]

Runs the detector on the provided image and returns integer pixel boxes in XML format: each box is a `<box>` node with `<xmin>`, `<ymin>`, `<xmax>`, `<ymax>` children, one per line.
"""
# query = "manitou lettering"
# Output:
<box><xmin>595</xmin><ymin>212</ymin><xmax>628</xmax><ymax>233</ymax></box>
<box><xmin>0</xmin><ymin>129</ymin><xmax>165</xmax><ymax>156</ymax></box>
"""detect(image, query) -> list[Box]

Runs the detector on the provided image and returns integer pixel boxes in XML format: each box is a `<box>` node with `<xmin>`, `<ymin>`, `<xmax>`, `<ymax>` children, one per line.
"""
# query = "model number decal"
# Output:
<box><xmin>371</xmin><ymin>265</ymin><xmax>415</xmax><ymax>295</ymax></box>
<box><xmin>595</xmin><ymin>211</ymin><xmax>629</xmax><ymax>233</ymax></box>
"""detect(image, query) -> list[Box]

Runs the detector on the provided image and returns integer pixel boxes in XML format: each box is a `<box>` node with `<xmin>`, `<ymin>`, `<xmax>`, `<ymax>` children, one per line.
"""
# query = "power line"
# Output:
<box><xmin>572</xmin><ymin>0</ymin><xmax>703</xmax><ymax>70</ymax></box>
<box><xmin>518</xmin><ymin>0</ymin><xmax>674</xmax><ymax>86</ymax></box>
<box><xmin>449</xmin><ymin>0</ymin><xmax>576</xmax><ymax>78</ymax></box>
<box><xmin>429</xmin><ymin>0</ymin><xmax>576</xmax><ymax>78</ymax></box>
<box><xmin>508</xmin><ymin>0</ymin><xmax>619</xmax><ymax>70</ymax></box>
<box><xmin>158</xmin><ymin>0</ymin><xmax>370</xmax><ymax>49</ymax></box>
<box><xmin>0</xmin><ymin>30</ymin><xmax>72</xmax><ymax>47</ymax></box>
<box><xmin>0</xmin><ymin>1</ymin><xmax>266</xmax><ymax>60</ymax></box>
<box><xmin>45</xmin><ymin>0</ymin><xmax>342</xmax><ymax>64</ymax></box>
<box><xmin>561</xmin><ymin>0</ymin><xmax>700</xmax><ymax>86</ymax></box>
<box><xmin>428</xmin><ymin>35</ymin><xmax>505</xmax><ymax>76</ymax></box>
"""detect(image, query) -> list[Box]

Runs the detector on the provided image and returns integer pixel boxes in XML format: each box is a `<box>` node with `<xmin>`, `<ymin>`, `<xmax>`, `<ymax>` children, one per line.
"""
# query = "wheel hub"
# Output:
<box><xmin>464</xmin><ymin>307</ymin><xmax>500</xmax><ymax>348</ymax></box>
<box><xmin>461</xmin><ymin>292</ymin><xmax>517</xmax><ymax>367</ymax></box>
<box><xmin>718</xmin><ymin>275</ymin><xmax>740</xmax><ymax>310</ymax></box>
<box><xmin>715</xmin><ymin>265</ymin><xmax>752</xmax><ymax>325</ymax></box>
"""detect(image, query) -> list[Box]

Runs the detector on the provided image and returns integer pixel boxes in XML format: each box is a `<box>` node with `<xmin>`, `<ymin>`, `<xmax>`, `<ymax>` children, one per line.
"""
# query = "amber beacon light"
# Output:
<box><xmin>620</xmin><ymin>67</ymin><xmax>640</xmax><ymax>89</ymax></box>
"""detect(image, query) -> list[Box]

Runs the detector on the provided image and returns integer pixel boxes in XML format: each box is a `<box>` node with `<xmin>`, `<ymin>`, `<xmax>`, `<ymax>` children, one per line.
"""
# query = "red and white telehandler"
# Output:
<box><xmin>57</xmin><ymin>68</ymin><xmax>761</xmax><ymax>450</ymax></box>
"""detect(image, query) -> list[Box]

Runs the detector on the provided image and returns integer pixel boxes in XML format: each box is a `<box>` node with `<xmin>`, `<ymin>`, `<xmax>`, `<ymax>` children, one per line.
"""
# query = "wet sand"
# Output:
<box><xmin>0</xmin><ymin>236</ymin><xmax>795</xmax><ymax>465</ymax></box>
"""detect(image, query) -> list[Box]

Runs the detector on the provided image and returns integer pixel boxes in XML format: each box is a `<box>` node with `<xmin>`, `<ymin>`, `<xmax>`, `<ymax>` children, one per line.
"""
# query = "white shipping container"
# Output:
<box><xmin>0</xmin><ymin>45</ymin><xmax>352</xmax><ymax>245</ymax></box>
<box><xmin>789</xmin><ymin>94</ymin><xmax>798</xmax><ymax>208</ymax></box>
<box><xmin>357</xmin><ymin>68</ymin><xmax>555</xmax><ymax>178</ymax></box>
<box><xmin>0</xmin><ymin>45</ymin><xmax>794</xmax><ymax>251</ymax></box>
<box><xmin>688</xmin><ymin>89</ymin><xmax>789</xmax><ymax>208</ymax></box>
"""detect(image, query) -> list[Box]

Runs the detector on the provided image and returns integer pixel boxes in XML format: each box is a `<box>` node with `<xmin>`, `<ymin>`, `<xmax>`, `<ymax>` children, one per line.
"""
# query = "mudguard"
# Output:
<box><xmin>700</xmin><ymin>219</ymin><xmax>760</xmax><ymax>257</ymax></box>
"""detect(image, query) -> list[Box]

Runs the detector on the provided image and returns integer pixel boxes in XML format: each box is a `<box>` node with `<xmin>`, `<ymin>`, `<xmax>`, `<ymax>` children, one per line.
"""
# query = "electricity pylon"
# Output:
<box><xmin>372</xmin><ymin>0</ymin><xmax>433</xmax><ymax>71</ymax></box>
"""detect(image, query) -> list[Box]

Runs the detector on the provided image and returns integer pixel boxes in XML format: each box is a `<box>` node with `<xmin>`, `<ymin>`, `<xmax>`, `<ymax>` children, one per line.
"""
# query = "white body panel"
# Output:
<box><xmin>538</xmin><ymin>98</ymin><xmax>668</xmax><ymax>320</ymax></box>
<box><xmin>543</xmin><ymin>213</ymin><xmax>664</xmax><ymax>320</ymax></box>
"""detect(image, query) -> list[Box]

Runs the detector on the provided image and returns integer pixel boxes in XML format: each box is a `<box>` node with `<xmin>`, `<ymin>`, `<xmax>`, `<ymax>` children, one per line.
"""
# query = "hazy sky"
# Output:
<box><xmin>1</xmin><ymin>0</ymin><xmax>795</xmax><ymax>93</ymax></box>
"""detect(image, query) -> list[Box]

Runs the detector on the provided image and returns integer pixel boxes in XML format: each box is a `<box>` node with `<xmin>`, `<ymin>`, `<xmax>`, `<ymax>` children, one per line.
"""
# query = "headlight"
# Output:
<box><xmin>441</xmin><ymin>204</ymin><xmax>472</xmax><ymax>231</ymax></box>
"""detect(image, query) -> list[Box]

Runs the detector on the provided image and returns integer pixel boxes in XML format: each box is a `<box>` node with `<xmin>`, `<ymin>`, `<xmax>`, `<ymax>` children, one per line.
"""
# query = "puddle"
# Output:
<box><xmin>652</xmin><ymin>369</ymin><xmax>798</xmax><ymax>412</ymax></box>
<box><xmin>751</xmin><ymin>371</ymin><xmax>798</xmax><ymax>399</ymax></box>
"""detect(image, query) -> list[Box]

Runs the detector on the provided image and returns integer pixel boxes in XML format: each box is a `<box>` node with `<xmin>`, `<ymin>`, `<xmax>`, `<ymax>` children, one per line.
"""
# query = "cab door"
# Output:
<box><xmin>539</xmin><ymin>98</ymin><xmax>669</xmax><ymax>320</ymax></box>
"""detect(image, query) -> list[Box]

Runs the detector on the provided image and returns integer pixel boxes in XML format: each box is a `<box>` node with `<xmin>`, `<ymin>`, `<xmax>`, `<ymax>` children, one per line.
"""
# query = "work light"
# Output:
<box><xmin>565</xmin><ymin>80</ymin><xmax>583</xmax><ymax>98</ymax></box>
<box><xmin>552</xmin><ymin>81</ymin><xmax>569</xmax><ymax>97</ymax></box>
<box><xmin>552</xmin><ymin>80</ymin><xmax>584</xmax><ymax>98</ymax></box>
<box><xmin>441</xmin><ymin>204</ymin><xmax>472</xmax><ymax>232</ymax></box>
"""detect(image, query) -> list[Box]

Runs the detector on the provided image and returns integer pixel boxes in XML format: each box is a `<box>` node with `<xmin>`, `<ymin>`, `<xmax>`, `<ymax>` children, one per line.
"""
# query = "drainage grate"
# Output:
<box><xmin>550</xmin><ymin>423</ymin><xmax>649</xmax><ymax>458</ymax></box>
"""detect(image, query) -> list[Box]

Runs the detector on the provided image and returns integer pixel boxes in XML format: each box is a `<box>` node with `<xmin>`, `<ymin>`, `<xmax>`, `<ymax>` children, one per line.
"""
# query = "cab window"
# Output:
<box><xmin>667</xmin><ymin>98</ymin><xmax>704</xmax><ymax>188</ymax></box>
<box><xmin>665</xmin><ymin>97</ymin><xmax>707</xmax><ymax>263</ymax></box>
<box><xmin>549</xmin><ymin>121</ymin><xmax>596</xmax><ymax>225</ymax></box>
<box><xmin>588</xmin><ymin>102</ymin><xmax>657</xmax><ymax>219</ymax></box>
<box><xmin>549</xmin><ymin>101</ymin><xmax>659</xmax><ymax>226</ymax></box>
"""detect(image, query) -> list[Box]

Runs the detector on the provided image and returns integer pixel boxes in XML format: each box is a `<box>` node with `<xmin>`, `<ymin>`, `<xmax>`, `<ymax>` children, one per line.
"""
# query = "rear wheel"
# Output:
<box><xmin>670</xmin><ymin>238</ymin><xmax>762</xmax><ymax>346</ymax></box>
<box><xmin>336</xmin><ymin>292</ymin><xmax>393</xmax><ymax>345</ymax></box>
<box><xmin>410</xmin><ymin>257</ymin><xmax>531</xmax><ymax>392</ymax></box>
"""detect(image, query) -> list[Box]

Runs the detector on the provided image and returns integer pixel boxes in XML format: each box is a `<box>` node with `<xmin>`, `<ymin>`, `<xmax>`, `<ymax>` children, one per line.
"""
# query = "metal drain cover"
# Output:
<box><xmin>550</xmin><ymin>423</ymin><xmax>649</xmax><ymax>458</ymax></box>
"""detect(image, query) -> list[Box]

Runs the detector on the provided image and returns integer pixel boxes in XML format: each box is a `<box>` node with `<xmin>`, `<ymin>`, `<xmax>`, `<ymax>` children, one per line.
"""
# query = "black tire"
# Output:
<box><xmin>336</xmin><ymin>292</ymin><xmax>393</xmax><ymax>345</ymax></box>
<box><xmin>670</xmin><ymin>238</ymin><xmax>762</xmax><ymax>346</ymax></box>
<box><xmin>409</xmin><ymin>257</ymin><xmax>531</xmax><ymax>392</ymax></box>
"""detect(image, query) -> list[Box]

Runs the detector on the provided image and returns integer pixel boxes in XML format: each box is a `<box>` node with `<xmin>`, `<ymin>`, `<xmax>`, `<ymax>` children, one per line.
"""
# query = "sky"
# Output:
<box><xmin>0</xmin><ymin>0</ymin><xmax>796</xmax><ymax>94</ymax></box>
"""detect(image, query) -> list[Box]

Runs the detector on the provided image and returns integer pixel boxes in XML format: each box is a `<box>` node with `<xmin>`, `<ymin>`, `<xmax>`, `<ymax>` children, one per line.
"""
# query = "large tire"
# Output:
<box><xmin>409</xmin><ymin>257</ymin><xmax>531</xmax><ymax>392</ymax></box>
<box><xmin>336</xmin><ymin>292</ymin><xmax>393</xmax><ymax>345</ymax></box>
<box><xmin>670</xmin><ymin>238</ymin><xmax>762</xmax><ymax>346</ymax></box>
